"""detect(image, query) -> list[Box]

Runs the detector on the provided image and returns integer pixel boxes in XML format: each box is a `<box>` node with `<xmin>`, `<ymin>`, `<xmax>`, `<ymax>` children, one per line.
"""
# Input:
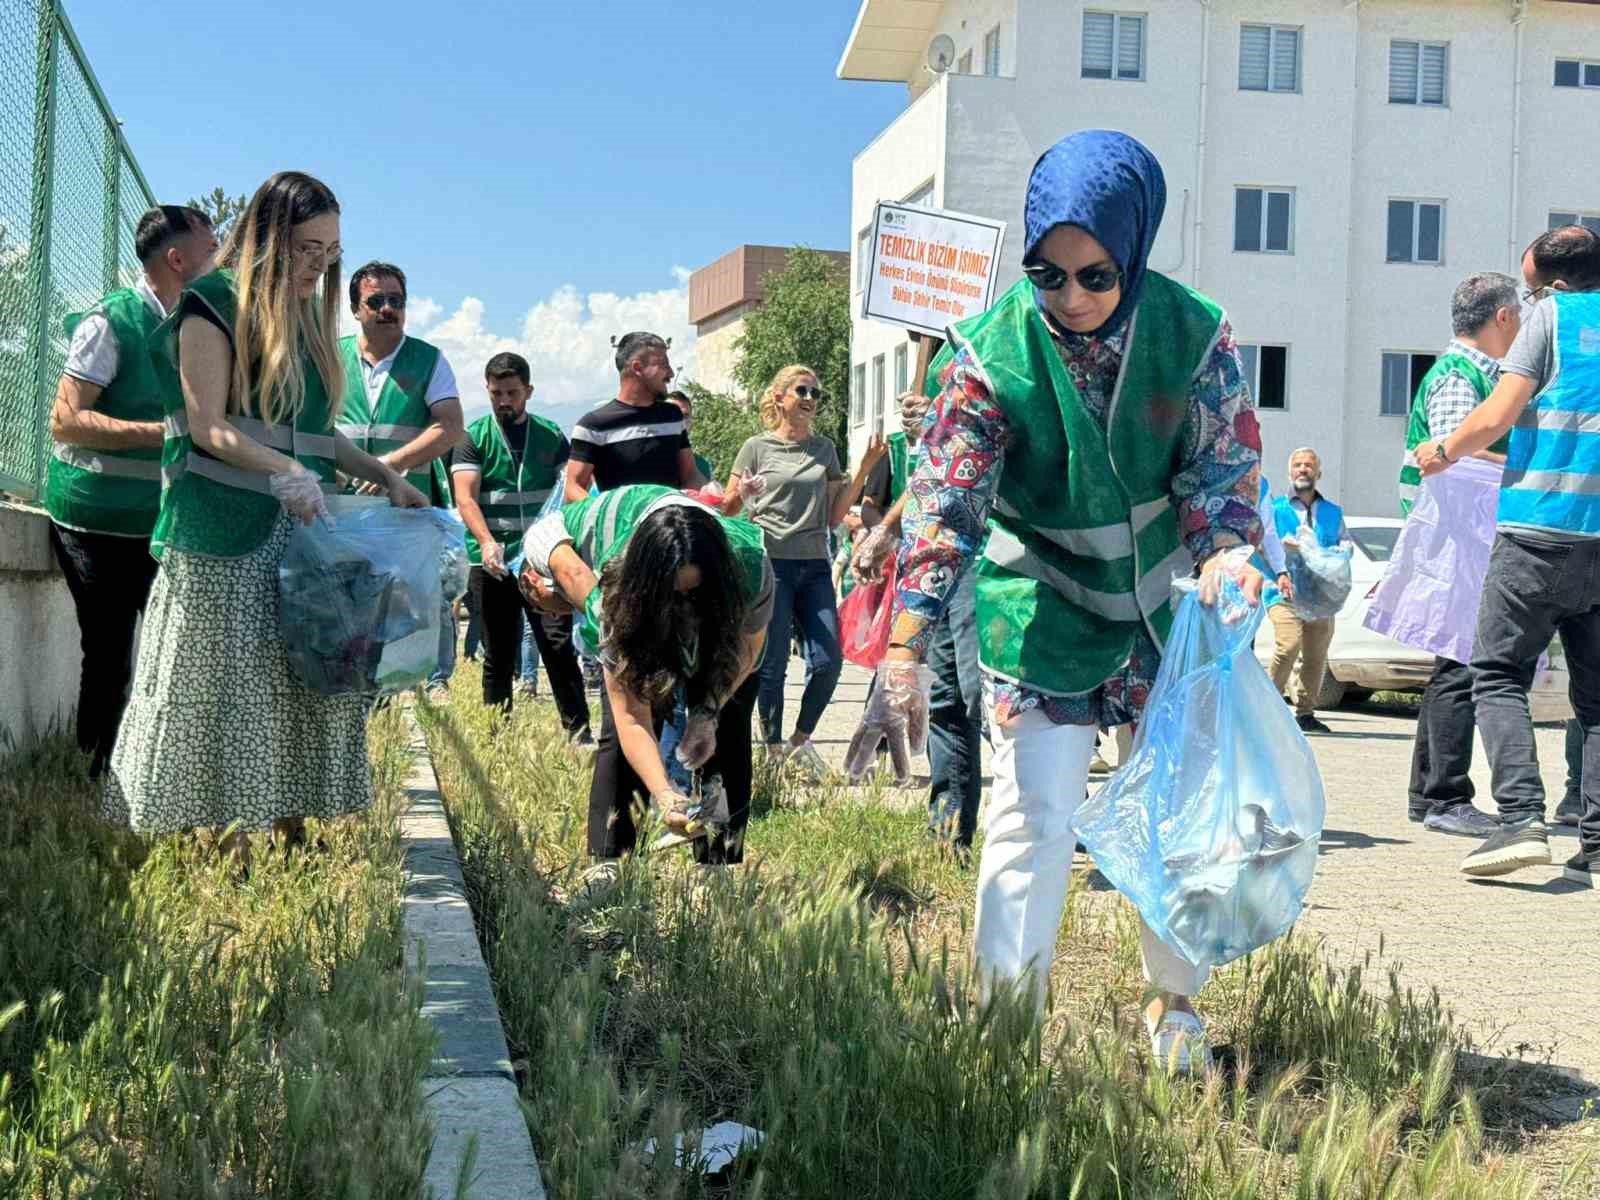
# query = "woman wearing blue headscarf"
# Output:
<box><xmin>850</xmin><ymin>130</ymin><xmax>1264</xmax><ymax>1071</ymax></box>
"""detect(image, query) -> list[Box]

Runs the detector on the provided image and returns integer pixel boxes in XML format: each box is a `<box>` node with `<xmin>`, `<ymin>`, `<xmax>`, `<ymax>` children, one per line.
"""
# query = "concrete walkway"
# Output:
<box><xmin>783</xmin><ymin>657</ymin><xmax>1597</xmax><ymax>1086</ymax></box>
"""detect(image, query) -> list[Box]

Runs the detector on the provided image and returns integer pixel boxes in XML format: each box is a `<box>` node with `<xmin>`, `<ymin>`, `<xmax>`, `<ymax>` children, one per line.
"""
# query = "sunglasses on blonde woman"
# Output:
<box><xmin>793</xmin><ymin>385</ymin><xmax>825</xmax><ymax>400</ymax></box>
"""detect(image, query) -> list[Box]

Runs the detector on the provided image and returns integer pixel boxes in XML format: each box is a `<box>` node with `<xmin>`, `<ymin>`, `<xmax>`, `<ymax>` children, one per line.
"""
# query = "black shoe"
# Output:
<box><xmin>1296</xmin><ymin>714</ymin><xmax>1332</xmax><ymax>734</ymax></box>
<box><xmin>1422</xmin><ymin>804</ymin><xmax>1500</xmax><ymax>838</ymax></box>
<box><xmin>1407</xmin><ymin>806</ymin><xmax>1428</xmax><ymax>824</ymax></box>
<box><xmin>1461</xmin><ymin>819</ymin><xmax>1551</xmax><ymax>878</ymax></box>
<box><xmin>1563</xmin><ymin>848</ymin><xmax>1597</xmax><ymax>887</ymax></box>
<box><xmin>1552</xmin><ymin>796</ymin><xmax>1582</xmax><ymax>827</ymax></box>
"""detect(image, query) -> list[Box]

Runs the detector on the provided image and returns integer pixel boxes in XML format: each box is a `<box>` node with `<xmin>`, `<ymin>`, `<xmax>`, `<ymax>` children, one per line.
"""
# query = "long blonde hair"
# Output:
<box><xmin>758</xmin><ymin>363</ymin><xmax>820</xmax><ymax>430</ymax></box>
<box><xmin>218</xmin><ymin>171</ymin><xmax>344</xmax><ymax>425</ymax></box>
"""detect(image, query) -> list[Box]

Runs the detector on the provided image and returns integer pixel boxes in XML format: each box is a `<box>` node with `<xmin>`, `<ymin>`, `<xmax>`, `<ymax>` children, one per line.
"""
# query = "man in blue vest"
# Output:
<box><xmin>46</xmin><ymin>204</ymin><xmax>217</xmax><ymax>777</ymax></box>
<box><xmin>1419</xmin><ymin>224</ymin><xmax>1600</xmax><ymax>886</ymax></box>
<box><xmin>1268</xmin><ymin>448</ymin><xmax>1350</xmax><ymax>734</ymax></box>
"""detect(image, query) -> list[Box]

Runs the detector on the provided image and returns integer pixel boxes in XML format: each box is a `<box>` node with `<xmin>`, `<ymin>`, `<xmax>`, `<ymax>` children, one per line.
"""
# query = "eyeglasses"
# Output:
<box><xmin>793</xmin><ymin>385</ymin><xmax>825</xmax><ymax>400</ymax></box>
<box><xmin>291</xmin><ymin>242</ymin><xmax>340</xmax><ymax>269</ymax></box>
<box><xmin>1522</xmin><ymin>284</ymin><xmax>1553</xmax><ymax>305</ymax></box>
<box><xmin>362</xmin><ymin>291</ymin><xmax>406</xmax><ymax>312</ymax></box>
<box><xmin>1022</xmin><ymin>257</ymin><xmax>1122</xmax><ymax>294</ymax></box>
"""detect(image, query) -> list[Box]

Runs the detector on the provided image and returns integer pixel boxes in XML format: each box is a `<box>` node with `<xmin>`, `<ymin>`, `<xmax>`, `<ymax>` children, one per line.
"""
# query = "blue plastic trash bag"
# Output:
<box><xmin>1072</xmin><ymin>577</ymin><xmax>1325</xmax><ymax>971</ymax></box>
<box><xmin>1285</xmin><ymin>531</ymin><xmax>1352</xmax><ymax>620</ymax></box>
<box><xmin>279</xmin><ymin>503</ymin><xmax>467</xmax><ymax>696</ymax></box>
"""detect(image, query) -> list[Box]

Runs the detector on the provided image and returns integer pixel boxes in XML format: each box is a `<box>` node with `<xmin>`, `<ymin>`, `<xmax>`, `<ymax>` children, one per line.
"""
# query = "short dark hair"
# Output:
<box><xmin>485</xmin><ymin>351</ymin><xmax>531</xmax><ymax>385</ymax></box>
<box><xmin>348</xmin><ymin>261</ymin><xmax>407</xmax><ymax>310</ymax></box>
<box><xmin>134</xmin><ymin>205</ymin><xmax>209</xmax><ymax>264</ymax></box>
<box><xmin>1450</xmin><ymin>272</ymin><xmax>1519</xmax><ymax>336</ymax></box>
<box><xmin>1528</xmin><ymin>225</ymin><xmax>1600</xmax><ymax>292</ymax></box>
<box><xmin>613</xmin><ymin>331</ymin><xmax>669</xmax><ymax>373</ymax></box>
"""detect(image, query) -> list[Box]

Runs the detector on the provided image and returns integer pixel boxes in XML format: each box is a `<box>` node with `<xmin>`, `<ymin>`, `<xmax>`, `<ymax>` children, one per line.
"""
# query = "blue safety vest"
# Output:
<box><xmin>1253</xmin><ymin>475</ymin><xmax>1284</xmax><ymax>608</ymax></box>
<box><xmin>1498</xmin><ymin>292</ymin><xmax>1600</xmax><ymax>537</ymax></box>
<box><xmin>1274</xmin><ymin>493</ymin><xmax>1343</xmax><ymax>548</ymax></box>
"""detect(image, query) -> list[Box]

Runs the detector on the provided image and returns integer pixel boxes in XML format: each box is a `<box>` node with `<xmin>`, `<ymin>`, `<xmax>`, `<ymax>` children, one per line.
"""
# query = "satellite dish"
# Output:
<box><xmin>927</xmin><ymin>34</ymin><xmax>956</xmax><ymax>74</ymax></box>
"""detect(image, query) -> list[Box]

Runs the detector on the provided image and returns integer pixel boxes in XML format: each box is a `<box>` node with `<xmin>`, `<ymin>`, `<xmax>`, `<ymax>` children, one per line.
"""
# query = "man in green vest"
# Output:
<box><xmin>1399</xmin><ymin>272</ymin><xmax>1520</xmax><ymax>839</ymax></box>
<box><xmin>45</xmin><ymin>204</ymin><xmax>217</xmax><ymax>777</ymax></box>
<box><xmin>451</xmin><ymin>351</ymin><xmax>590</xmax><ymax>740</ymax></box>
<box><xmin>337</xmin><ymin>261</ymin><xmax>466</xmax><ymax>698</ymax></box>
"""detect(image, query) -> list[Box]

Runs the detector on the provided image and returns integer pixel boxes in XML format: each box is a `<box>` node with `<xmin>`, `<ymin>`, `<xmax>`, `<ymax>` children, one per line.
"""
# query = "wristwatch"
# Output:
<box><xmin>1430</xmin><ymin>441</ymin><xmax>1454</xmax><ymax>465</ymax></box>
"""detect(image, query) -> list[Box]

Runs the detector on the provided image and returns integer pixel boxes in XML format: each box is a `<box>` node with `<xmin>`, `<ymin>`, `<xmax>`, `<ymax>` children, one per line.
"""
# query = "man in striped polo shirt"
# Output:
<box><xmin>1420</xmin><ymin>225</ymin><xmax>1600</xmax><ymax>886</ymax></box>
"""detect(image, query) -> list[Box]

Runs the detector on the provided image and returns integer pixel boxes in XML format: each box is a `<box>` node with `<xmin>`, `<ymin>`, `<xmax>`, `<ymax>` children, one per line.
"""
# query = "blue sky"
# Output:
<box><xmin>67</xmin><ymin>0</ymin><xmax>903</xmax><ymax>419</ymax></box>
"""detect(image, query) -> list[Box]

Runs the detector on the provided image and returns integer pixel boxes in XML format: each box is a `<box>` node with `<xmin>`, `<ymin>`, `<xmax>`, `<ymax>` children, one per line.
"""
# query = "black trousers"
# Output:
<box><xmin>468</xmin><ymin>566</ymin><xmax>589</xmax><ymax>736</ymax></box>
<box><xmin>1407</xmin><ymin>655</ymin><xmax>1478</xmax><ymax>817</ymax></box>
<box><xmin>48</xmin><ymin>523</ymin><xmax>160</xmax><ymax>778</ymax></box>
<box><xmin>588</xmin><ymin>672</ymin><xmax>758</xmax><ymax>865</ymax></box>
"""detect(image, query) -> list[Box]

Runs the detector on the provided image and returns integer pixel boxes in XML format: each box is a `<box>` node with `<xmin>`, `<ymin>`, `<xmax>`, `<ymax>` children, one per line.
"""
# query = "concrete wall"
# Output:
<box><xmin>845</xmin><ymin>0</ymin><xmax>1600</xmax><ymax>512</ymax></box>
<box><xmin>0</xmin><ymin>505</ymin><xmax>80</xmax><ymax>748</ymax></box>
<box><xmin>689</xmin><ymin>315</ymin><xmax>747</xmax><ymax>397</ymax></box>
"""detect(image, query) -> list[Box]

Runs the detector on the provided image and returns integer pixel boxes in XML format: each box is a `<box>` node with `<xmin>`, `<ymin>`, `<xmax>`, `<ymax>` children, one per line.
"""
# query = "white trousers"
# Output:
<box><xmin>973</xmin><ymin>708</ymin><xmax>1210</xmax><ymax>1009</ymax></box>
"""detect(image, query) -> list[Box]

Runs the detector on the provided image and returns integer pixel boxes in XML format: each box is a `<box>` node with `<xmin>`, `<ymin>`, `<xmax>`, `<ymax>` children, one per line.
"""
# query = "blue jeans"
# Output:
<box><xmin>515</xmin><ymin>610</ymin><xmax>539</xmax><ymax>690</ymax></box>
<box><xmin>926</xmin><ymin>569</ymin><xmax>985</xmax><ymax>846</ymax></box>
<box><xmin>657</xmin><ymin>688</ymin><xmax>693</xmax><ymax>792</ymax></box>
<box><xmin>428</xmin><ymin>601</ymin><xmax>455</xmax><ymax>689</ymax></box>
<box><xmin>757</xmin><ymin>557</ymin><xmax>842</xmax><ymax>744</ymax></box>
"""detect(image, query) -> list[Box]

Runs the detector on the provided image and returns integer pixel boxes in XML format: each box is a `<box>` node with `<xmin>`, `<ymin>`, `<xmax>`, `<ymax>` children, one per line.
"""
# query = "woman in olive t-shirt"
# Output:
<box><xmin>725</xmin><ymin>364</ymin><xmax>885</xmax><ymax>776</ymax></box>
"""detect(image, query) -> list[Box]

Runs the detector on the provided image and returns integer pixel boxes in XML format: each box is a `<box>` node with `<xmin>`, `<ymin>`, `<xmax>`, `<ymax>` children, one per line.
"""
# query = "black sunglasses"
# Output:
<box><xmin>362</xmin><ymin>291</ymin><xmax>406</xmax><ymax>312</ymax></box>
<box><xmin>1022</xmin><ymin>258</ymin><xmax>1122</xmax><ymax>294</ymax></box>
<box><xmin>793</xmin><ymin>385</ymin><xmax>826</xmax><ymax>400</ymax></box>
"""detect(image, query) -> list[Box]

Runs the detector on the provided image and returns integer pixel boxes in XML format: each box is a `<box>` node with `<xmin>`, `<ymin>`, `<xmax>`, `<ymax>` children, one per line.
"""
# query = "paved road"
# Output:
<box><xmin>784</xmin><ymin>658</ymin><xmax>1596</xmax><ymax>1086</ymax></box>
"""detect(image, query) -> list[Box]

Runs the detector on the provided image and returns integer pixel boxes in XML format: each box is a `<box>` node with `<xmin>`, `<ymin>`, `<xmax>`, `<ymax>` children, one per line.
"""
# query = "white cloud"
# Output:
<box><xmin>411</xmin><ymin>269</ymin><xmax>697</xmax><ymax>423</ymax></box>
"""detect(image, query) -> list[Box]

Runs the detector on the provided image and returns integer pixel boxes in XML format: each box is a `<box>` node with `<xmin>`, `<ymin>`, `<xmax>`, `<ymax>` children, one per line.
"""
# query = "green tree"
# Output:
<box><xmin>731</xmin><ymin>247</ymin><xmax>853</xmax><ymax>463</ymax></box>
<box><xmin>678</xmin><ymin>381</ymin><xmax>760</xmax><ymax>484</ymax></box>
<box><xmin>186</xmin><ymin>187</ymin><xmax>248</xmax><ymax>240</ymax></box>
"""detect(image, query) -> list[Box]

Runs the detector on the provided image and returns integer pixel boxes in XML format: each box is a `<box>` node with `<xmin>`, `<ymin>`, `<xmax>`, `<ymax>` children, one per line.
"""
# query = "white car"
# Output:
<box><xmin>1252</xmin><ymin>515</ymin><xmax>1572</xmax><ymax>720</ymax></box>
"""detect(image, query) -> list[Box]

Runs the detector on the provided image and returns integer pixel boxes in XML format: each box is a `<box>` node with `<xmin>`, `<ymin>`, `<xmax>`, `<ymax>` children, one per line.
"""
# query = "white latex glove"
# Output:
<box><xmin>701</xmin><ymin>480</ymin><xmax>725</xmax><ymax>500</ymax></box>
<box><xmin>850</xmin><ymin>526</ymin><xmax>894</xmax><ymax>586</ymax></box>
<box><xmin>481</xmin><ymin>540</ymin><xmax>508</xmax><ymax>579</ymax></box>
<box><xmin>675</xmin><ymin>706</ymin><xmax>718</xmax><ymax>770</ymax></box>
<box><xmin>845</xmin><ymin>661</ymin><xmax>933</xmax><ymax>785</ymax></box>
<box><xmin>1197</xmin><ymin>545</ymin><xmax>1263</xmax><ymax>621</ymax></box>
<box><xmin>736</xmin><ymin>471</ymin><xmax>767</xmax><ymax>500</ymax></box>
<box><xmin>269</xmin><ymin>469</ymin><xmax>329</xmax><ymax>525</ymax></box>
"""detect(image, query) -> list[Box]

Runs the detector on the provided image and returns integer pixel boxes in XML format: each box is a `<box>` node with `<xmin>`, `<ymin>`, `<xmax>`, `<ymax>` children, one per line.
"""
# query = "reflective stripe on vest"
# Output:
<box><xmin>335</xmin><ymin>421</ymin><xmax>428</xmax><ymax>442</ymax></box>
<box><xmin>51</xmin><ymin>443</ymin><xmax>162</xmax><ymax>481</ymax></box>
<box><xmin>983</xmin><ymin>527</ymin><xmax>1193</xmax><ymax>623</ymax></box>
<box><xmin>161</xmin><ymin>410</ymin><xmax>337</xmax><ymax>495</ymax></box>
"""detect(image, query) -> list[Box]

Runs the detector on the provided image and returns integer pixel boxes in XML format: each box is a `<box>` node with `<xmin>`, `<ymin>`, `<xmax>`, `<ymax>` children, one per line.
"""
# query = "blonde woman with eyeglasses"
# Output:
<box><xmin>103</xmin><ymin>171</ymin><xmax>428</xmax><ymax>869</ymax></box>
<box><xmin>723</xmin><ymin>365</ymin><xmax>886</xmax><ymax>776</ymax></box>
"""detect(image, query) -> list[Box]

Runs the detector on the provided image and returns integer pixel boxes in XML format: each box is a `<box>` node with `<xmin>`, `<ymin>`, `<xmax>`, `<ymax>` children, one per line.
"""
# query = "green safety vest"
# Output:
<box><xmin>461</xmin><ymin>411</ymin><xmax>566</xmax><ymax>564</ymax></box>
<box><xmin>1398</xmin><ymin>351</ymin><xmax>1506</xmax><ymax>516</ymax></box>
<box><xmin>693</xmin><ymin>451</ymin><xmax>715</xmax><ymax>483</ymax></box>
<box><xmin>44</xmin><ymin>289</ymin><xmax>165</xmax><ymax>536</ymax></box>
<box><xmin>558</xmin><ymin>484</ymin><xmax>767</xmax><ymax>656</ymax></box>
<box><xmin>930</xmin><ymin>273</ymin><xmax>1223</xmax><ymax>696</ymax></box>
<box><xmin>335</xmin><ymin>334</ymin><xmax>445</xmax><ymax>496</ymax></box>
<box><xmin>885</xmin><ymin>430</ymin><xmax>909</xmax><ymax>506</ymax></box>
<box><xmin>149</xmin><ymin>268</ymin><xmax>341</xmax><ymax>560</ymax></box>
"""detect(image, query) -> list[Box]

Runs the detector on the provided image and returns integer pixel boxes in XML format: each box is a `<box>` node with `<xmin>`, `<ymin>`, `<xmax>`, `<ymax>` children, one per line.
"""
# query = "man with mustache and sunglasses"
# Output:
<box><xmin>337</xmin><ymin>261</ymin><xmax>466</xmax><ymax>699</ymax></box>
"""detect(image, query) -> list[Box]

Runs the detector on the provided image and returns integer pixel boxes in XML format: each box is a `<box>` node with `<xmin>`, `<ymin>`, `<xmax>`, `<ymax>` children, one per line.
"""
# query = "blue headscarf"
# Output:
<box><xmin>1023</xmin><ymin>129</ymin><xmax>1166</xmax><ymax>339</ymax></box>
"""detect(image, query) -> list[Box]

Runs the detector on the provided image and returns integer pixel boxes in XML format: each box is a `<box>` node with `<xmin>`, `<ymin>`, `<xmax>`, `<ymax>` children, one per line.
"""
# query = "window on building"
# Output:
<box><xmin>853</xmin><ymin>363</ymin><xmax>866</xmax><ymax>426</ymax></box>
<box><xmin>1389</xmin><ymin>40</ymin><xmax>1448</xmax><ymax>106</ymax></box>
<box><xmin>1387</xmin><ymin>200</ymin><xmax>1445</xmax><ymax>264</ymax></box>
<box><xmin>1082</xmin><ymin>11</ymin><xmax>1144</xmax><ymax>81</ymax></box>
<box><xmin>1554</xmin><ymin>59</ymin><xmax>1600</xmax><ymax>89</ymax></box>
<box><xmin>894</xmin><ymin>343</ymin><xmax>909</xmax><ymax>397</ymax></box>
<box><xmin>1550</xmin><ymin>210</ymin><xmax>1600</xmax><ymax>235</ymax></box>
<box><xmin>856</xmin><ymin>227</ymin><xmax>870</xmax><ymax>293</ymax></box>
<box><xmin>1234</xmin><ymin>187</ymin><xmax>1294</xmax><ymax>253</ymax></box>
<box><xmin>1238</xmin><ymin>344</ymin><xmax>1289</xmax><ymax>410</ymax></box>
<box><xmin>1239</xmin><ymin>24</ymin><xmax>1299</xmax><ymax>93</ymax></box>
<box><xmin>984</xmin><ymin>25</ymin><xmax>1001</xmax><ymax>76</ymax></box>
<box><xmin>957</xmin><ymin>49</ymin><xmax>973</xmax><ymax>74</ymax></box>
<box><xmin>1381</xmin><ymin>351</ymin><xmax>1437</xmax><ymax>416</ymax></box>
<box><xmin>872</xmin><ymin>354</ymin><xmax>887</xmax><ymax>433</ymax></box>
<box><xmin>903</xmin><ymin>180</ymin><xmax>935</xmax><ymax>207</ymax></box>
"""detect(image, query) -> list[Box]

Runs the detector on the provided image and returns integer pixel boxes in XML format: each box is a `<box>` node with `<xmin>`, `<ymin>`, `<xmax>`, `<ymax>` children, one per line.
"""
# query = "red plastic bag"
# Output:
<box><xmin>838</xmin><ymin>558</ymin><xmax>897</xmax><ymax>670</ymax></box>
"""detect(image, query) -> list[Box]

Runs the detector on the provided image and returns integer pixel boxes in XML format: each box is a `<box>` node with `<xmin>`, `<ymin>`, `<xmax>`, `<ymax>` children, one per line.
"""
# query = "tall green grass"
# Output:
<box><xmin>0</xmin><ymin>708</ymin><xmax>434</xmax><ymax>1197</ymax></box>
<box><xmin>421</xmin><ymin>676</ymin><xmax>1594</xmax><ymax>1199</ymax></box>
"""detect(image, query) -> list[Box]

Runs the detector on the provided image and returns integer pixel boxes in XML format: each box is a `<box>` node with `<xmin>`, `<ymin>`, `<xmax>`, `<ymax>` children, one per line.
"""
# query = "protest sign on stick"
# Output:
<box><xmin>861</xmin><ymin>202</ymin><xmax>1006</xmax><ymax>338</ymax></box>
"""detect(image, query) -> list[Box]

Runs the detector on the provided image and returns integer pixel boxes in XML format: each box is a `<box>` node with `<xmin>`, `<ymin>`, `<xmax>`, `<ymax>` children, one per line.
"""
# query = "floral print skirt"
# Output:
<box><xmin>103</xmin><ymin>515</ymin><xmax>373</xmax><ymax>834</ymax></box>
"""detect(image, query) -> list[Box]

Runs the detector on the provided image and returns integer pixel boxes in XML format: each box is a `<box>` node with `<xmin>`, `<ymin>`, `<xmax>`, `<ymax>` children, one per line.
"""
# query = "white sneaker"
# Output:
<box><xmin>1147</xmin><ymin>1010</ymin><xmax>1212</xmax><ymax>1075</ymax></box>
<box><xmin>786</xmin><ymin>740</ymin><xmax>829</xmax><ymax>781</ymax></box>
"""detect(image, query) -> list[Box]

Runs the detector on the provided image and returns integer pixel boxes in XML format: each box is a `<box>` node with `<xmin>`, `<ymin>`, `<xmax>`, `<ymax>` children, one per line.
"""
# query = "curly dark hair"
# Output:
<box><xmin>599</xmin><ymin>504</ymin><xmax>748</xmax><ymax>711</ymax></box>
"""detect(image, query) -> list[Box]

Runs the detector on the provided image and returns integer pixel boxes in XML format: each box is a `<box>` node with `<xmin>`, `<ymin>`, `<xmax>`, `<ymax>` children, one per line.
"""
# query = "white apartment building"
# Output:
<box><xmin>839</xmin><ymin>0</ymin><xmax>1600</xmax><ymax>515</ymax></box>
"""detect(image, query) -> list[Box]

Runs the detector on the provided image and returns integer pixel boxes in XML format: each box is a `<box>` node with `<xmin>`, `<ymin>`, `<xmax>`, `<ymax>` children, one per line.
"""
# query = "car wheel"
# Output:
<box><xmin>1316</xmin><ymin>674</ymin><xmax>1348</xmax><ymax>709</ymax></box>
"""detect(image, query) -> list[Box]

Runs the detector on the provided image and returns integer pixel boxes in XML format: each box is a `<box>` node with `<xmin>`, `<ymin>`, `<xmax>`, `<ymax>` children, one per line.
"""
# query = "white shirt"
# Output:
<box><xmin>1257</xmin><ymin>480</ymin><xmax>1288</xmax><ymax>576</ymax></box>
<box><xmin>61</xmin><ymin>274</ymin><xmax>168</xmax><ymax>387</ymax></box>
<box><xmin>355</xmin><ymin>335</ymin><xmax>458</xmax><ymax>409</ymax></box>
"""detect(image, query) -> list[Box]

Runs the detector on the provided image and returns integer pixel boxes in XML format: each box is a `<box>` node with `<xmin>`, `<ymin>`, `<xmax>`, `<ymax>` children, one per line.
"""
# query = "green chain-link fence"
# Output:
<box><xmin>0</xmin><ymin>0</ymin><xmax>155</xmax><ymax>502</ymax></box>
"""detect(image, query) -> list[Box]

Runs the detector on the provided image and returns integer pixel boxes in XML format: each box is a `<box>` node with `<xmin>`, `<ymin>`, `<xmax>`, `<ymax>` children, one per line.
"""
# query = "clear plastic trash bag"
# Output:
<box><xmin>1285</xmin><ymin>532</ymin><xmax>1352</xmax><ymax>620</ymax></box>
<box><xmin>279</xmin><ymin>501</ymin><xmax>466</xmax><ymax>696</ymax></box>
<box><xmin>1072</xmin><ymin>577</ymin><xmax>1325</xmax><ymax>971</ymax></box>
